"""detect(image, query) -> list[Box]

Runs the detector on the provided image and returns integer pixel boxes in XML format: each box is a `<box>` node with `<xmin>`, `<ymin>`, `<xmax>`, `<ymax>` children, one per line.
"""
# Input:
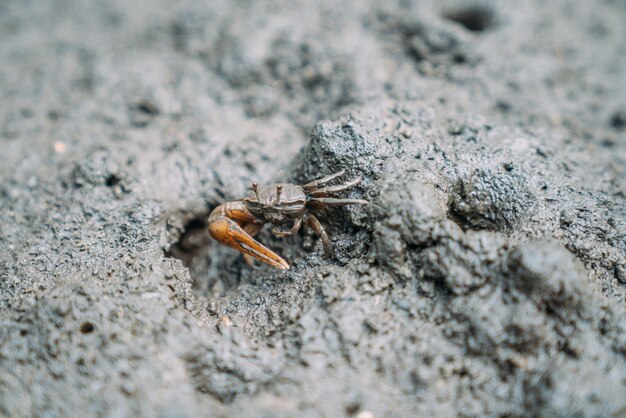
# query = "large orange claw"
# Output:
<box><xmin>208</xmin><ymin>202</ymin><xmax>290</xmax><ymax>270</ymax></box>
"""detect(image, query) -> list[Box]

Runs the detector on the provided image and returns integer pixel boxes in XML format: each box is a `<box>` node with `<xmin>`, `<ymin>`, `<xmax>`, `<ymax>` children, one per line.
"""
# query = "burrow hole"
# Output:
<box><xmin>165</xmin><ymin>215</ymin><xmax>252</xmax><ymax>297</ymax></box>
<box><xmin>105</xmin><ymin>174</ymin><xmax>120</xmax><ymax>187</ymax></box>
<box><xmin>442</xmin><ymin>3</ymin><xmax>496</xmax><ymax>32</ymax></box>
<box><xmin>165</xmin><ymin>211</ymin><xmax>307</xmax><ymax>297</ymax></box>
<box><xmin>80</xmin><ymin>321</ymin><xmax>95</xmax><ymax>334</ymax></box>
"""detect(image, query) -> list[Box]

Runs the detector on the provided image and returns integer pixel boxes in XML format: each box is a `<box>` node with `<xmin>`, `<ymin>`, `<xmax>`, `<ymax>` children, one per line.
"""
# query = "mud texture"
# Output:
<box><xmin>1</xmin><ymin>1</ymin><xmax>625</xmax><ymax>417</ymax></box>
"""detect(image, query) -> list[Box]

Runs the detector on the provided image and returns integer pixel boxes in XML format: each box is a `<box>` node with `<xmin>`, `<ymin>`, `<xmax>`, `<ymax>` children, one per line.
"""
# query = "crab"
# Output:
<box><xmin>207</xmin><ymin>170</ymin><xmax>368</xmax><ymax>269</ymax></box>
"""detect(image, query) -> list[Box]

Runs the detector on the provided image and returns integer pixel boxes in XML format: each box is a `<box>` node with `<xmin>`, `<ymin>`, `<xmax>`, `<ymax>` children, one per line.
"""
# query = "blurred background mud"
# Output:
<box><xmin>0</xmin><ymin>0</ymin><xmax>624</xmax><ymax>416</ymax></box>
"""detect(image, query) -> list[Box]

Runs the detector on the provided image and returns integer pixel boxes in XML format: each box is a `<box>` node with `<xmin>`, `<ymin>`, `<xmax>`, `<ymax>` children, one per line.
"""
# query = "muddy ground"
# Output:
<box><xmin>0</xmin><ymin>0</ymin><xmax>625</xmax><ymax>417</ymax></box>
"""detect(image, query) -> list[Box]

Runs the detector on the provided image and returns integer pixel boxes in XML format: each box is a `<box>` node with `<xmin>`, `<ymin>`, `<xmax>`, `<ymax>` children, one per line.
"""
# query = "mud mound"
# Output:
<box><xmin>1</xmin><ymin>1</ymin><xmax>624</xmax><ymax>417</ymax></box>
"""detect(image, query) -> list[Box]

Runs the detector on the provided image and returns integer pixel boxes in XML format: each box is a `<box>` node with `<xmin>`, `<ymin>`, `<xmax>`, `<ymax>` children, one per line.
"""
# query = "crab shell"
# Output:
<box><xmin>243</xmin><ymin>183</ymin><xmax>307</xmax><ymax>226</ymax></box>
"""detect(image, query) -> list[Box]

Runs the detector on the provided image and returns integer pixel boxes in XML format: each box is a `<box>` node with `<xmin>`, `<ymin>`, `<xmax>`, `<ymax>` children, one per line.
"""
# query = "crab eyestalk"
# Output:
<box><xmin>275</xmin><ymin>184</ymin><xmax>283</xmax><ymax>204</ymax></box>
<box><xmin>251</xmin><ymin>182</ymin><xmax>261</xmax><ymax>201</ymax></box>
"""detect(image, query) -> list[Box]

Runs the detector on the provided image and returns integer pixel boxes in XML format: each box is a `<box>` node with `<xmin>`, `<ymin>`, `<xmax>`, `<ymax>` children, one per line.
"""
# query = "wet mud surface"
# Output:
<box><xmin>1</xmin><ymin>1</ymin><xmax>625</xmax><ymax>417</ymax></box>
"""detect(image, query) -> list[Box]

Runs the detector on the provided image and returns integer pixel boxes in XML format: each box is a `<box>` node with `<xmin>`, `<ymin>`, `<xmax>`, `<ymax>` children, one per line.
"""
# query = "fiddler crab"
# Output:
<box><xmin>208</xmin><ymin>170</ymin><xmax>368</xmax><ymax>269</ymax></box>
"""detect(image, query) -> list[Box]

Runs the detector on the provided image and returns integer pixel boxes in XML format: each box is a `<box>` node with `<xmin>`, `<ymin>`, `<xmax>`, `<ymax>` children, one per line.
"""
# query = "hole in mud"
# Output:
<box><xmin>451</xmin><ymin>52</ymin><xmax>468</xmax><ymax>64</ymax></box>
<box><xmin>166</xmin><ymin>218</ymin><xmax>210</xmax><ymax>267</ymax></box>
<box><xmin>443</xmin><ymin>4</ymin><xmax>495</xmax><ymax>32</ymax></box>
<box><xmin>79</xmin><ymin>322</ymin><xmax>95</xmax><ymax>334</ymax></box>
<box><xmin>129</xmin><ymin>99</ymin><xmax>160</xmax><ymax>127</ymax></box>
<box><xmin>165</xmin><ymin>214</ymin><xmax>248</xmax><ymax>297</ymax></box>
<box><xmin>609</xmin><ymin>110</ymin><xmax>626</xmax><ymax>130</ymax></box>
<box><xmin>344</xmin><ymin>401</ymin><xmax>361</xmax><ymax>415</ymax></box>
<box><xmin>105</xmin><ymin>174</ymin><xmax>120</xmax><ymax>187</ymax></box>
<box><xmin>133</xmin><ymin>99</ymin><xmax>160</xmax><ymax>116</ymax></box>
<box><xmin>447</xmin><ymin>205</ymin><xmax>473</xmax><ymax>231</ymax></box>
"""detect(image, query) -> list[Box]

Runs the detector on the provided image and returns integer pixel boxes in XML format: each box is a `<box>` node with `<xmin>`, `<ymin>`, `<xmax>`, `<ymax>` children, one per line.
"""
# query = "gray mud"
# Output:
<box><xmin>1</xmin><ymin>1</ymin><xmax>625</xmax><ymax>417</ymax></box>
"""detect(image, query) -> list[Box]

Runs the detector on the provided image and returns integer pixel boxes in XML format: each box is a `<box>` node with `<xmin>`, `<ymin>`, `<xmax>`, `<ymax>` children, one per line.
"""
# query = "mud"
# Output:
<box><xmin>1</xmin><ymin>0</ymin><xmax>624</xmax><ymax>417</ymax></box>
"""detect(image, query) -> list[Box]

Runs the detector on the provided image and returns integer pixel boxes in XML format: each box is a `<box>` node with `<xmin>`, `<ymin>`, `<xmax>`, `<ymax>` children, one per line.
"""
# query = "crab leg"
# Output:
<box><xmin>305</xmin><ymin>214</ymin><xmax>332</xmax><ymax>256</ymax></box>
<box><xmin>308</xmin><ymin>197</ymin><xmax>369</xmax><ymax>206</ymax></box>
<box><xmin>272</xmin><ymin>218</ymin><xmax>303</xmax><ymax>238</ymax></box>
<box><xmin>208</xmin><ymin>201</ymin><xmax>289</xmax><ymax>270</ymax></box>
<box><xmin>303</xmin><ymin>170</ymin><xmax>345</xmax><ymax>191</ymax></box>
<box><xmin>307</xmin><ymin>177</ymin><xmax>363</xmax><ymax>196</ymax></box>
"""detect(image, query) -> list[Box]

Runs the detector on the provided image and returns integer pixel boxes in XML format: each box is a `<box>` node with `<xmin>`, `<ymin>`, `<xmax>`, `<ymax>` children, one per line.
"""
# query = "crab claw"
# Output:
<box><xmin>208</xmin><ymin>215</ymin><xmax>289</xmax><ymax>270</ymax></box>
